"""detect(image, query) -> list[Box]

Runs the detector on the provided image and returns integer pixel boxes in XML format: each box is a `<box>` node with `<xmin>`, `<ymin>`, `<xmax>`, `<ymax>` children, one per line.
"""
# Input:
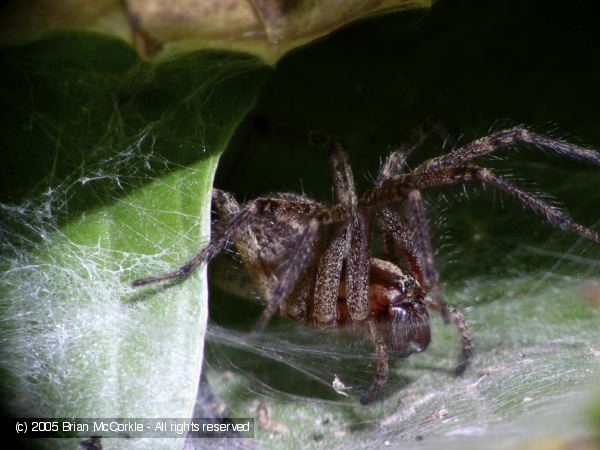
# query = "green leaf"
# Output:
<box><xmin>0</xmin><ymin>33</ymin><xmax>269</xmax><ymax>449</ymax></box>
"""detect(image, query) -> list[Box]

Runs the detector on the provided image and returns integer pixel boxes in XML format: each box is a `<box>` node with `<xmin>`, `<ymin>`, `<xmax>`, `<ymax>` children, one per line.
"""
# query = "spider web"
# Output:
<box><xmin>0</xmin><ymin>33</ymin><xmax>267</xmax><ymax>450</ymax></box>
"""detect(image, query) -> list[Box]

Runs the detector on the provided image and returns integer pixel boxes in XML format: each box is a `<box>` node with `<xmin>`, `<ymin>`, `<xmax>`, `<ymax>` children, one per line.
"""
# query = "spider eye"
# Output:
<box><xmin>387</xmin><ymin>302</ymin><xmax>431</xmax><ymax>357</ymax></box>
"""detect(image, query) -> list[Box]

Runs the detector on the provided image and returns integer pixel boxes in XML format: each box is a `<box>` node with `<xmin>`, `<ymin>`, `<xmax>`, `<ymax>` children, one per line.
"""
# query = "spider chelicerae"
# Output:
<box><xmin>133</xmin><ymin>120</ymin><xmax>600</xmax><ymax>404</ymax></box>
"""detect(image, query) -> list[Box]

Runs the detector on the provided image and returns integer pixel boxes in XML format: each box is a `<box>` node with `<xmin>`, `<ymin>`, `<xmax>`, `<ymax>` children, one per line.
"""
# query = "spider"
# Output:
<box><xmin>133</xmin><ymin>120</ymin><xmax>600</xmax><ymax>404</ymax></box>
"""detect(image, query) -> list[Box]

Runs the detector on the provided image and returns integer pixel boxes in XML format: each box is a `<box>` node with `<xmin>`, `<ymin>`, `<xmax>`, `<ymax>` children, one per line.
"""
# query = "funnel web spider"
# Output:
<box><xmin>133</xmin><ymin>121</ymin><xmax>600</xmax><ymax>404</ymax></box>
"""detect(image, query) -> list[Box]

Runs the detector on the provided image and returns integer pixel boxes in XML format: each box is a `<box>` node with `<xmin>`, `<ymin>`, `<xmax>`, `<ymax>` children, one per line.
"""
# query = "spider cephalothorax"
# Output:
<box><xmin>133</xmin><ymin>121</ymin><xmax>600</xmax><ymax>403</ymax></box>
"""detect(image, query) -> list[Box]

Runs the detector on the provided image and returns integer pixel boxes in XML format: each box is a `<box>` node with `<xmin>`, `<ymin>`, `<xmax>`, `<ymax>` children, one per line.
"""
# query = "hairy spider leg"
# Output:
<box><xmin>375</xmin><ymin>204</ymin><xmax>474</xmax><ymax>373</ymax></box>
<box><xmin>448</xmin><ymin>305</ymin><xmax>473</xmax><ymax>375</ymax></box>
<box><xmin>363</xmin><ymin>166</ymin><xmax>600</xmax><ymax>243</ymax></box>
<box><xmin>361</xmin><ymin>317</ymin><xmax>389</xmax><ymax>404</ymax></box>
<box><xmin>345</xmin><ymin>208</ymin><xmax>373</xmax><ymax>321</ymax></box>
<box><xmin>376</xmin><ymin>118</ymin><xmax>441</xmax><ymax>181</ymax></box>
<box><xmin>376</xmin><ymin>207</ymin><xmax>419</xmax><ymax>272</ymax></box>
<box><xmin>419</xmin><ymin>126</ymin><xmax>600</xmax><ymax>172</ymax></box>
<box><xmin>311</xmin><ymin>140</ymin><xmax>354</xmax><ymax>325</ymax></box>
<box><xmin>375</xmin><ymin>141</ymin><xmax>421</xmax><ymax>271</ymax></box>
<box><xmin>132</xmin><ymin>197</ymin><xmax>312</xmax><ymax>287</ymax></box>
<box><xmin>311</xmin><ymin>223</ymin><xmax>347</xmax><ymax>324</ymax></box>
<box><xmin>404</xmin><ymin>189</ymin><xmax>449</xmax><ymax>320</ymax></box>
<box><xmin>376</xmin><ymin>122</ymin><xmax>452</xmax><ymax>323</ymax></box>
<box><xmin>326</xmin><ymin>139</ymin><xmax>373</xmax><ymax>322</ymax></box>
<box><xmin>374</xmin><ymin>125</ymin><xmax>474</xmax><ymax>375</ymax></box>
<box><xmin>307</xmin><ymin>137</ymin><xmax>358</xmax><ymax>325</ymax></box>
